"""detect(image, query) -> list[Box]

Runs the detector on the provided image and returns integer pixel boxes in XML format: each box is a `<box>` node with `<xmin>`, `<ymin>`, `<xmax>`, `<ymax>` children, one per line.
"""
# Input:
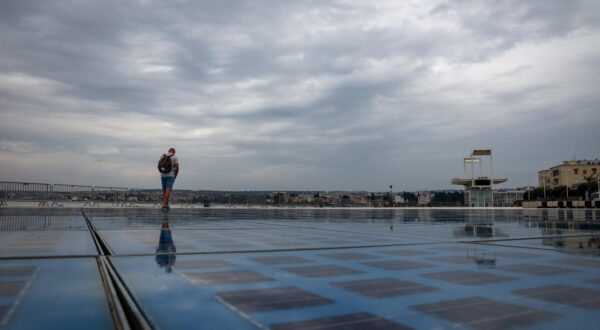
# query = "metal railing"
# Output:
<box><xmin>0</xmin><ymin>215</ymin><xmax>86</xmax><ymax>230</ymax></box>
<box><xmin>52</xmin><ymin>184</ymin><xmax>94</xmax><ymax>207</ymax></box>
<box><xmin>0</xmin><ymin>181</ymin><xmax>210</xmax><ymax>209</ymax></box>
<box><xmin>0</xmin><ymin>181</ymin><xmax>138</xmax><ymax>208</ymax></box>
<box><xmin>0</xmin><ymin>181</ymin><xmax>55</xmax><ymax>206</ymax></box>
<box><xmin>94</xmin><ymin>186</ymin><xmax>133</xmax><ymax>207</ymax></box>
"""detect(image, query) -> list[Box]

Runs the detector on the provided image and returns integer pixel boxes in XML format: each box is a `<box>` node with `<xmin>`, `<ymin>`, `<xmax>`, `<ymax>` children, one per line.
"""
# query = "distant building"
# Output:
<box><xmin>288</xmin><ymin>193</ymin><xmax>315</xmax><ymax>204</ymax></box>
<box><xmin>417</xmin><ymin>192</ymin><xmax>433</xmax><ymax>206</ymax></box>
<box><xmin>395</xmin><ymin>194</ymin><xmax>406</xmax><ymax>204</ymax></box>
<box><xmin>352</xmin><ymin>194</ymin><xmax>369</xmax><ymax>206</ymax></box>
<box><xmin>267</xmin><ymin>192</ymin><xmax>289</xmax><ymax>205</ymax></box>
<box><xmin>538</xmin><ymin>160</ymin><xmax>600</xmax><ymax>189</ymax></box>
<box><xmin>341</xmin><ymin>195</ymin><xmax>351</xmax><ymax>207</ymax></box>
<box><xmin>369</xmin><ymin>194</ymin><xmax>385</xmax><ymax>207</ymax></box>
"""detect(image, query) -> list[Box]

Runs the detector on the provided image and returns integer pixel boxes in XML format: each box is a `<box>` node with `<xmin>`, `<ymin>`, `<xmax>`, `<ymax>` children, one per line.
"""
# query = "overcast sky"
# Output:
<box><xmin>0</xmin><ymin>0</ymin><xmax>599</xmax><ymax>191</ymax></box>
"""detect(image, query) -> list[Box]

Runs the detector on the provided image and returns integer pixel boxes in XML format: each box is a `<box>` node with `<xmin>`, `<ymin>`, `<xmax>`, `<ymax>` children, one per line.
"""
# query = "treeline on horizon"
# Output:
<box><xmin>178</xmin><ymin>191</ymin><xmax>465</xmax><ymax>205</ymax></box>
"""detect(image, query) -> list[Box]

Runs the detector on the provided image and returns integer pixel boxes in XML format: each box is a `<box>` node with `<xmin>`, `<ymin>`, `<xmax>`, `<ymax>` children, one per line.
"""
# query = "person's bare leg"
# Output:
<box><xmin>163</xmin><ymin>189</ymin><xmax>172</xmax><ymax>207</ymax></box>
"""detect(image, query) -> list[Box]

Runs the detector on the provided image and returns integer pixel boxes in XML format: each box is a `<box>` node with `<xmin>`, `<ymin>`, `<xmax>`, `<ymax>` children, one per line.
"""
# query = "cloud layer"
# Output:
<box><xmin>1</xmin><ymin>0</ymin><xmax>599</xmax><ymax>190</ymax></box>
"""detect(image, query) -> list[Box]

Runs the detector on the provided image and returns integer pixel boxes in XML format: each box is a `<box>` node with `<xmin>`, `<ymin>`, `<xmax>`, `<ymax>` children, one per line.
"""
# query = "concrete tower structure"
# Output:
<box><xmin>452</xmin><ymin>149</ymin><xmax>507</xmax><ymax>207</ymax></box>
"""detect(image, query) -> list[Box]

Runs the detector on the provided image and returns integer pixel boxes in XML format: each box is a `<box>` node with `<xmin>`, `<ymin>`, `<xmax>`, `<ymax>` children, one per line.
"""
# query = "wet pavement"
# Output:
<box><xmin>0</xmin><ymin>207</ymin><xmax>599</xmax><ymax>329</ymax></box>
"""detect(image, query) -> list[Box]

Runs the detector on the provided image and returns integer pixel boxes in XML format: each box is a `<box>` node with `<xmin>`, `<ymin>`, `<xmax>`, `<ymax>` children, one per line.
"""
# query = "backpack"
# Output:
<box><xmin>157</xmin><ymin>154</ymin><xmax>172</xmax><ymax>173</ymax></box>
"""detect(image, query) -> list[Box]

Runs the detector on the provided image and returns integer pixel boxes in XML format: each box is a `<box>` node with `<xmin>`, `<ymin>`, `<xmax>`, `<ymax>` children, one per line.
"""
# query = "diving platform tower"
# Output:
<box><xmin>451</xmin><ymin>149</ymin><xmax>507</xmax><ymax>207</ymax></box>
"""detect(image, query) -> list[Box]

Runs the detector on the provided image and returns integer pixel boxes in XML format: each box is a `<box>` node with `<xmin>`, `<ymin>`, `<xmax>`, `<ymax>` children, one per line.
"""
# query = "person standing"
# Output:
<box><xmin>158</xmin><ymin>147</ymin><xmax>179</xmax><ymax>210</ymax></box>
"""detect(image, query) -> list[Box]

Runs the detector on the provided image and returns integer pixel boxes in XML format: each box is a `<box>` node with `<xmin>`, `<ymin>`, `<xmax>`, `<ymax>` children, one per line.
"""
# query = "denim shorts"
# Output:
<box><xmin>161</xmin><ymin>176</ymin><xmax>176</xmax><ymax>190</ymax></box>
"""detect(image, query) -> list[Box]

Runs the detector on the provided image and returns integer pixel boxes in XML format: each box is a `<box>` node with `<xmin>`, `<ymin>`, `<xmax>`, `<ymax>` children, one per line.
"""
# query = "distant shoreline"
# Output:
<box><xmin>0</xmin><ymin>200</ymin><xmax>522</xmax><ymax>210</ymax></box>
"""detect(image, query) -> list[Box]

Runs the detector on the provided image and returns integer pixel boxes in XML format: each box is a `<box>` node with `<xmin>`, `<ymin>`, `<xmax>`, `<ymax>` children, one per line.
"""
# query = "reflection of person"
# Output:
<box><xmin>156</xmin><ymin>214</ymin><xmax>176</xmax><ymax>273</ymax></box>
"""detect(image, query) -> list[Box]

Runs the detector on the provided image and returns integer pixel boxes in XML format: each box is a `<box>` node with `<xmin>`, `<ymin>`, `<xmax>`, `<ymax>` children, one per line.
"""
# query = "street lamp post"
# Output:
<box><xmin>490</xmin><ymin>151</ymin><xmax>494</xmax><ymax>206</ymax></box>
<box><xmin>543</xmin><ymin>181</ymin><xmax>546</xmax><ymax>201</ymax></box>
<box><xmin>564</xmin><ymin>168</ymin><xmax>569</xmax><ymax>200</ymax></box>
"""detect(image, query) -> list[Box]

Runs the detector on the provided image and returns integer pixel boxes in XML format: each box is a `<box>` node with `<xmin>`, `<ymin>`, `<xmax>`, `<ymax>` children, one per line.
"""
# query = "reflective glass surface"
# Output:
<box><xmin>0</xmin><ymin>211</ymin><xmax>96</xmax><ymax>257</ymax></box>
<box><xmin>1</xmin><ymin>207</ymin><xmax>599</xmax><ymax>329</ymax></box>
<box><xmin>0</xmin><ymin>258</ymin><xmax>113</xmax><ymax>329</ymax></box>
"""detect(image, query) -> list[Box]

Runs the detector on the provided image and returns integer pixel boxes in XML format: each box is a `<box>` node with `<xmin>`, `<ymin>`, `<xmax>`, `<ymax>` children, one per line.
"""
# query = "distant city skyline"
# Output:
<box><xmin>1</xmin><ymin>1</ymin><xmax>599</xmax><ymax>191</ymax></box>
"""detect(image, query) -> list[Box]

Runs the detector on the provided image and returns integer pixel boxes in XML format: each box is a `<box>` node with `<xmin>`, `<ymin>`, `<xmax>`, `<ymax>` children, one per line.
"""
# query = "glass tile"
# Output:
<box><xmin>270</xmin><ymin>312</ymin><xmax>411</xmax><ymax>330</ymax></box>
<box><xmin>422</xmin><ymin>270</ymin><xmax>516</xmax><ymax>285</ymax></box>
<box><xmin>333</xmin><ymin>278</ymin><xmax>438</xmax><ymax>298</ymax></box>
<box><xmin>0</xmin><ymin>258</ymin><xmax>113</xmax><ymax>329</ymax></box>
<box><xmin>496</xmin><ymin>264</ymin><xmax>576</xmax><ymax>276</ymax></box>
<box><xmin>413</xmin><ymin>296</ymin><xmax>560</xmax><ymax>329</ymax></box>
<box><xmin>514</xmin><ymin>285</ymin><xmax>600</xmax><ymax>309</ymax></box>
<box><xmin>185</xmin><ymin>270</ymin><xmax>274</xmax><ymax>285</ymax></box>
<box><xmin>282</xmin><ymin>265</ymin><xmax>362</xmax><ymax>278</ymax></box>
<box><xmin>0</xmin><ymin>231</ymin><xmax>97</xmax><ymax>257</ymax></box>
<box><xmin>363</xmin><ymin>259</ymin><xmax>435</xmax><ymax>270</ymax></box>
<box><xmin>175</xmin><ymin>259</ymin><xmax>234</xmax><ymax>269</ymax></box>
<box><xmin>250</xmin><ymin>256</ymin><xmax>313</xmax><ymax>265</ymax></box>
<box><xmin>217</xmin><ymin>286</ymin><xmax>334</xmax><ymax>312</ymax></box>
<box><xmin>320</xmin><ymin>253</ymin><xmax>378</xmax><ymax>260</ymax></box>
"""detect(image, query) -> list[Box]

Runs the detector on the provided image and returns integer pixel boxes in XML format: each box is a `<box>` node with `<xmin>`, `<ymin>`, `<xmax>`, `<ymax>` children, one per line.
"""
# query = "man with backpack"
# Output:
<box><xmin>158</xmin><ymin>147</ymin><xmax>179</xmax><ymax>210</ymax></box>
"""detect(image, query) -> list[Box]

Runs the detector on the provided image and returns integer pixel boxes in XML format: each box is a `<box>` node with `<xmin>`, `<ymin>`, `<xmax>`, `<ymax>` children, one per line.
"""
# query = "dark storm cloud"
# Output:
<box><xmin>0</xmin><ymin>0</ymin><xmax>599</xmax><ymax>189</ymax></box>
